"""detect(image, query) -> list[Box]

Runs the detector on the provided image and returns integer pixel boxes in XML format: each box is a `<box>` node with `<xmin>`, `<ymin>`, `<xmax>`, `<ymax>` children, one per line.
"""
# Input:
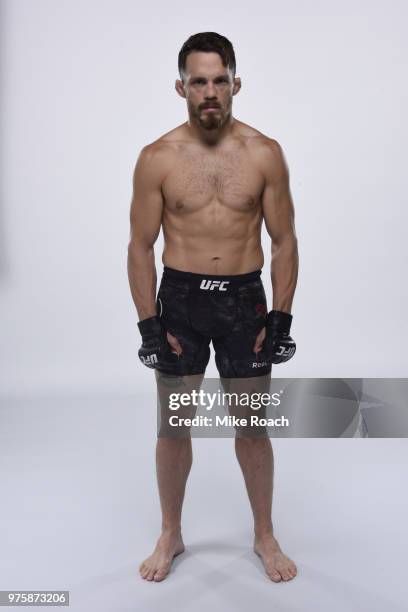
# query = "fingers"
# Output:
<box><xmin>166</xmin><ymin>331</ymin><xmax>183</xmax><ymax>356</ymax></box>
<box><xmin>253</xmin><ymin>326</ymin><xmax>266</xmax><ymax>354</ymax></box>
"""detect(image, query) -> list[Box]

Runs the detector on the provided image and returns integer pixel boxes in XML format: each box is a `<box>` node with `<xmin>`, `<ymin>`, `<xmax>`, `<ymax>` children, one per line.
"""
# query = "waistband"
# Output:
<box><xmin>162</xmin><ymin>266</ymin><xmax>262</xmax><ymax>292</ymax></box>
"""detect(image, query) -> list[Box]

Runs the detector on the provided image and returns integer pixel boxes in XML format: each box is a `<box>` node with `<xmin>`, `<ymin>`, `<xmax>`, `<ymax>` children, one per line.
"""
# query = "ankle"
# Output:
<box><xmin>254</xmin><ymin>524</ymin><xmax>274</xmax><ymax>539</ymax></box>
<box><xmin>161</xmin><ymin>524</ymin><xmax>182</xmax><ymax>536</ymax></box>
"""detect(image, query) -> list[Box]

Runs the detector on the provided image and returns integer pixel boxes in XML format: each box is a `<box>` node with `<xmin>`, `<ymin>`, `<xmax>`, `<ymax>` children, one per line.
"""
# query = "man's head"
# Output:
<box><xmin>175</xmin><ymin>32</ymin><xmax>241</xmax><ymax>132</ymax></box>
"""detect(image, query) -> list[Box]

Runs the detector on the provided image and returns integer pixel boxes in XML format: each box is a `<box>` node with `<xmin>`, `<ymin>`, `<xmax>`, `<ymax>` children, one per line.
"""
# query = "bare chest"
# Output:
<box><xmin>162</xmin><ymin>149</ymin><xmax>265</xmax><ymax>212</ymax></box>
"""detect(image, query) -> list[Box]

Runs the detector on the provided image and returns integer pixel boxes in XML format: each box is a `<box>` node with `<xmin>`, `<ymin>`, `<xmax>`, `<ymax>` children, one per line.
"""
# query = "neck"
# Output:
<box><xmin>187</xmin><ymin>114</ymin><xmax>236</xmax><ymax>147</ymax></box>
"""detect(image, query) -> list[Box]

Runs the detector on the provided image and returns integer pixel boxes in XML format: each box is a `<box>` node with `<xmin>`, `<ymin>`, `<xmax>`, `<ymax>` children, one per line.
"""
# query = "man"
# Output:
<box><xmin>127</xmin><ymin>32</ymin><xmax>299</xmax><ymax>583</ymax></box>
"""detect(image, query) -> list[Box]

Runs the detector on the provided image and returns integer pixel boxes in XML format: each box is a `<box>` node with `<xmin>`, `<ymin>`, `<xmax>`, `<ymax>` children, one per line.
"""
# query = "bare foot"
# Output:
<box><xmin>254</xmin><ymin>531</ymin><xmax>297</xmax><ymax>582</ymax></box>
<box><xmin>139</xmin><ymin>530</ymin><xmax>185</xmax><ymax>582</ymax></box>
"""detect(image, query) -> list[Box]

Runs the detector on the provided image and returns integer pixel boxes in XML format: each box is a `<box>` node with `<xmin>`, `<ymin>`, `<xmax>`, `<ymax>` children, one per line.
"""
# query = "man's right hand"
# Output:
<box><xmin>137</xmin><ymin>316</ymin><xmax>182</xmax><ymax>369</ymax></box>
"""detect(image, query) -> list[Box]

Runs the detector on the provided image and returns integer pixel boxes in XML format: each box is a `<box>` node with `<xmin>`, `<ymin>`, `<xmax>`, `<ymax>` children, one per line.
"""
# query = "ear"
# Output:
<box><xmin>232</xmin><ymin>77</ymin><xmax>241</xmax><ymax>96</ymax></box>
<box><xmin>175</xmin><ymin>79</ymin><xmax>186</xmax><ymax>99</ymax></box>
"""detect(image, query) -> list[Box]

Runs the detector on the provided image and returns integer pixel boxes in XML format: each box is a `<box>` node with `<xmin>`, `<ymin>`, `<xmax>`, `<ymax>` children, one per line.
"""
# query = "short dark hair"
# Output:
<box><xmin>178</xmin><ymin>32</ymin><xmax>236</xmax><ymax>80</ymax></box>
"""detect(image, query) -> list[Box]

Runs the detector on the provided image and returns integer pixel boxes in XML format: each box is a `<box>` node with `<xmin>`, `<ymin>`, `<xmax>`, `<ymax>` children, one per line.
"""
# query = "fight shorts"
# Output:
<box><xmin>155</xmin><ymin>266</ymin><xmax>271</xmax><ymax>378</ymax></box>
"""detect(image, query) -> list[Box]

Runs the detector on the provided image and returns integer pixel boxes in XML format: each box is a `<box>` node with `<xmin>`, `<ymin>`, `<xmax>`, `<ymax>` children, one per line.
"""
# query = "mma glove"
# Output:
<box><xmin>137</xmin><ymin>315</ymin><xmax>168</xmax><ymax>369</ymax></box>
<box><xmin>264</xmin><ymin>310</ymin><xmax>296</xmax><ymax>364</ymax></box>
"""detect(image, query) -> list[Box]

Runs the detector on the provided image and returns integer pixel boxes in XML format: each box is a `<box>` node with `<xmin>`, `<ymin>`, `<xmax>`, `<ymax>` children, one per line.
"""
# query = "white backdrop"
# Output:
<box><xmin>1</xmin><ymin>0</ymin><xmax>407</xmax><ymax>397</ymax></box>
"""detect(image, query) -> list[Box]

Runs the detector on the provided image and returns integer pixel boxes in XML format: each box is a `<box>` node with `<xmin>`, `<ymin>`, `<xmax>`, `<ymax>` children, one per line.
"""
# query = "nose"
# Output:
<box><xmin>204</xmin><ymin>81</ymin><xmax>217</xmax><ymax>99</ymax></box>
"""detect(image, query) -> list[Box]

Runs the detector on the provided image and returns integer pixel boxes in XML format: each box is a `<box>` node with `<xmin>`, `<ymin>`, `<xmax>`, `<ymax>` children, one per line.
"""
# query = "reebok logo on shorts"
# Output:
<box><xmin>200</xmin><ymin>280</ymin><xmax>230</xmax><ymax>291</ymax></box>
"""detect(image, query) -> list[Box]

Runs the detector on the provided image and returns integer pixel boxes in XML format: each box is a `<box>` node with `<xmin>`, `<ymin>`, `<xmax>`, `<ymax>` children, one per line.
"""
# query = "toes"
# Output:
<box><xmin>281</xmin><ymin>563</ymin><xmax>297</xmax><ymax>581</ymax></box>
<box><xmin>139</xmin><ymin>557</ymin><xmax>173</xmax><ymax>582</ymax></box>
<box><xmin>277</xmin><ymin>562</ymin><xmax>292</xmax><ymax>581</ymax></box>
<box><xmin>139</xmin><ymin>564</ymin><xmax>148</xmax><ymax>579</ymax></box>
<box><xmin>288</xmin><ymin>564</ymin><xmax>297</xmax><ymax>578</ymax></box>
<box><xmin>268</xmin><ymin>570</ymin><xmax>282</xmax><ymax>582</ymax></box>
<box><xmin>268</xmin><ymin>560</ymin><xmax>297</xmax><ymax>582</ymax></box>
<box><xmin>153</xmin><ymin>568</ymin><xmax>168</xmax><ymax>582</ymax></box>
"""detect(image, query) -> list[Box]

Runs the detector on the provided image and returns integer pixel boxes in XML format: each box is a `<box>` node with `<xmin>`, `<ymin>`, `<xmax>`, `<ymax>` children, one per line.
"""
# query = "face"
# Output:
<box><xmin>176</xmin><ymin>51</ymin><xmax>241</xmax><ymax>131</ymax></box>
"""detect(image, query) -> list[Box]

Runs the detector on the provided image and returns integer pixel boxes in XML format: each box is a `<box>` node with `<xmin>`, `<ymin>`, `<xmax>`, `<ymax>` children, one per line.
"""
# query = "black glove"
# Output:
<box><xmin>264</xmin><ymin>310</ymin><xmax>296</xmax><ymax>364</ymax></box>
<box><xmin>137</xmin><ymin>315</ymin><xmax>168</xmax><ymax>369</ymax></box>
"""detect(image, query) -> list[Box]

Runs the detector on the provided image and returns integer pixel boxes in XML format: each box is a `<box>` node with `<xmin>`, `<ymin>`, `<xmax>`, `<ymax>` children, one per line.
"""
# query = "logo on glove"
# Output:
<box><xmin>140</xmin><ymin>353</ymin><xmax>158</xmax><ymax>366</ymax></box>
<box><xmin>275</xmin><ymin>344</ymin><xmax>296</xmax><ymax>359</ymax></box>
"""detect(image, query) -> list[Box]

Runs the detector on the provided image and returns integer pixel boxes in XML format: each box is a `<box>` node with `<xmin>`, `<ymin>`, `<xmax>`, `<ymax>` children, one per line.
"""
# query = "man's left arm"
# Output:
<box><xmin>261</xmin><ymin>139</ymin><xmax>299</xmax><ymax>313</ymax></box>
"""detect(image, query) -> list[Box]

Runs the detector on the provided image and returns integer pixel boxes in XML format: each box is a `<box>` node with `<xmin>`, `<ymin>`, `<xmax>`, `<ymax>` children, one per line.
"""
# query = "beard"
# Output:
<box><xmin>188</xmin><ymin>99</ymin><xmax>232</xmax><ymax>131</ymax></box>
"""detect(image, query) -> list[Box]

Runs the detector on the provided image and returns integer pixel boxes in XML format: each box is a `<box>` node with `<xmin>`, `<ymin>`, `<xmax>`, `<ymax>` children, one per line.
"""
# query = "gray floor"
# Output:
<box><xmin>0</xmin><ymin>393</ymin><xmax>407</xmax><ymax>612</ymax></box>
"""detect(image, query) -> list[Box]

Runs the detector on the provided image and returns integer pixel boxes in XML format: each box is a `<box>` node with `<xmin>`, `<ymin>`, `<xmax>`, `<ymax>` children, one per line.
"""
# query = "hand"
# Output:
<box><xmin>253</xmin><ymin>326</ymin><xmax>266</xmax><ymax>355</ymax></box>
<box><xmin>137</xmin><ymin>316</ymin><xmax>169</xmax><ymax>369</ymax></box>
<box><xmin>166</xmin><ymin>330</ymin><xmax>183</xmax><ymax>356</ymax></box>
<box><xmin>265</xmin><ymin>310</ymin><xmax>296</xmax><ymax>364</ymax></box>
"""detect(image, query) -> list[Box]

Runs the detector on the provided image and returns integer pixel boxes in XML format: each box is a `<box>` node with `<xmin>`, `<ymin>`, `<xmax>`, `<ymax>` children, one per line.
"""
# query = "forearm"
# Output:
<box><xmin>127</xmin><ymin>243</ymin><xmax>157</xmax><ymax>321</ymax></box>
<box><xmin>271</xmin><ymin>237</ymin><xmax>298</xmax><ymax>313</ymax></box>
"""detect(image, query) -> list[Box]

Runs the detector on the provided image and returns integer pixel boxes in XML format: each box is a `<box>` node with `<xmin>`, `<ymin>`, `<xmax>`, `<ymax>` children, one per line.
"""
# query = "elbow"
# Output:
<box><xmin>127</xmin><ymin>240</ymin><xmax>154</xmax><ymax>260</ymax></box>
<box><xmin>272</xmin><ymin>234</ymin><xmax>298</xmax><ymax>255</ymax></box>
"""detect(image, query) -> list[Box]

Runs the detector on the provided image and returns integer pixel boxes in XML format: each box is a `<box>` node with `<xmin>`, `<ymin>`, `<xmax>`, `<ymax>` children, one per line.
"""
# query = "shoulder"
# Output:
<box><xmin>136</xmin><ymin>124</ymin><xmax>188</xmax><ymax>172</ymax></box>
<box><xmin>233</xmin><ymin>120</ymin><xmax>287</xmax><ymax>173</ymax></box>
<box><xmin>248</xmin><ymin>135</ymin><xmax>288</xmax><ymax>182</ymax></box>
<box><xmin>243</xmin><ymin>127</ymin><xmax>285</xmax><ymax>165</ymax></box>
<box><xmin>137</xmin><ymin>139</ymin><xmax>175</xmax><ymax>166</ymax></box>
<box><xmin>133</xmin><ymin>136</ymin><xmax>177</xmax><ymax>185</ymax></box>
<box><xmin>233</xmin><ymin>119</ymin><xmax>278</xmax><ymax>146</ymax></box>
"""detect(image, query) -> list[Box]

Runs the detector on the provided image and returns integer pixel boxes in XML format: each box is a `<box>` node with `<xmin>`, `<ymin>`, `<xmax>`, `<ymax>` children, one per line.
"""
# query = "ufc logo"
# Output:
<box><xmin>200</xmin><ymin>280</ymin><xmax>230</xmax><ymax>291</ymax></box>
<box><xmin>140</xmin><ymin>354</ymin><xmax>158</xmax><ymax>366</ymax></box>
<box><xmin>276</xmin><ymin>345</ymin><xmax>295</xmax><ymax>358</ymax></box>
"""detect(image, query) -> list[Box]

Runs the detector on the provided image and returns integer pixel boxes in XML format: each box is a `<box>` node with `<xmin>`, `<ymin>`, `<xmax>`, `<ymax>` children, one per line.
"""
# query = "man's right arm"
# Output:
<box><xmin>127</xmin><ymin>144</ymin><xmax>165</xmax><ymax>321</ymax></box>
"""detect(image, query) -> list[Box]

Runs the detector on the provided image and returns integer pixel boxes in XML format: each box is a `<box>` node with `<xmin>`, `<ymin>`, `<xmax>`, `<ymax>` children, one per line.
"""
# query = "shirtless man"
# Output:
<box><xmin>127</xmin><ymin>32</ymin><xmax>299</xmax><ymax>583</ymax></box>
